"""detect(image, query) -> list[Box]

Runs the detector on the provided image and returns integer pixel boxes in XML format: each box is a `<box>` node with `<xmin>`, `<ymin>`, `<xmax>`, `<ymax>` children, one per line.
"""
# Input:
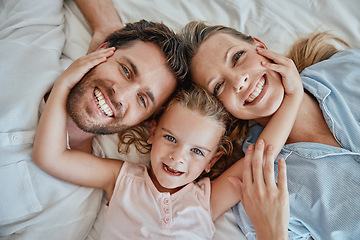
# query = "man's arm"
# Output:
<box><xmin>75</xmin><ymin>0</ymin><xmax>123</xmax><ymax>53</ymax></box>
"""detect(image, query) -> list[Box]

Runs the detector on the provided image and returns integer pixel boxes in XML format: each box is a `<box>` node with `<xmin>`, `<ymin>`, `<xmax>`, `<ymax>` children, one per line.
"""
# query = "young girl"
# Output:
<box><xmin>33</xmin><ymin>43</ymin><xmax>301</xmax><ymax>239</ymax></box>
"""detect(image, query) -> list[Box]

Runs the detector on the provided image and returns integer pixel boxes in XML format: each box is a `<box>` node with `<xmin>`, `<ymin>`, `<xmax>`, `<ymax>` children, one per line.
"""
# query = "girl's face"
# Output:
<box><xmin>191</xmin><ymin>33</ymin><xmax>284</xmax><ymax>121</ymax></box>
<box><xmin>148</xmin><ymin>103</ymin><xmax>224</xmax><ymax>192</ymax></box>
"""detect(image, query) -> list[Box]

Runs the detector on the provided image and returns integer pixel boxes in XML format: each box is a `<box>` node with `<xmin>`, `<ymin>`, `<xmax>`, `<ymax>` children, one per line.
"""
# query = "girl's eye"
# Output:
<box><xmin>191</xmin><ymin>148</ymin><xmax>204</xmax><ymax>156</ymax></box>
<box><xmin>213</xmin><ymin>81</ymin><xmax>224</xmax><ymax>97</ymax></box>
<box><xmin>233</xmin><ymin>51</ymin><xmax>244</xmax><ymax>65</ymax></box>
<box><xmin>122</xmin><ymin>65</ymin><xmax>130</xmax><ymax>78</ymax></box>
<box><xmin>165</xmin><ymin>135</ymin><xmax>176</xmax><ymax>143</ymax></box>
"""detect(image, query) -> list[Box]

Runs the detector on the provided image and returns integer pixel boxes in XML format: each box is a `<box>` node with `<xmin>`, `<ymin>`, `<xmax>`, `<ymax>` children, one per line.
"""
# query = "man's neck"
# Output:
<box><xmin>67</xmin><ymin>116</ymin><xmax>95</xmax><ymax>153</ymax></box>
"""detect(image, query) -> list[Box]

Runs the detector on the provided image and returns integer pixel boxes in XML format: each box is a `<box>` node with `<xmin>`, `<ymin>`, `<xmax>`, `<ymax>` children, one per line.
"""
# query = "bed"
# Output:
<box><xmin>1</xmin><ymin>0</ymin><xmax>359</xmax><ymax>239</ymax></box>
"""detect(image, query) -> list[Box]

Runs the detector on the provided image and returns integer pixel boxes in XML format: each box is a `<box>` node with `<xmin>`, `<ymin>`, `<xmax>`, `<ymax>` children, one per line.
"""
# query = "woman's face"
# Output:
<box><xmin>191</xmin><ymin>33</ymin><xmax>284</xmax><ymax>120</ymax></box>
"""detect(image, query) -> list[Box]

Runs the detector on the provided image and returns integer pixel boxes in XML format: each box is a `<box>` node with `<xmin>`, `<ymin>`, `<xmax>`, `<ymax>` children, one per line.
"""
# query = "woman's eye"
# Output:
<box><xmin>191</xmin><ymin>148</ymin><xmax>204</xmax><ymax>156</ymax></box>
<box><xmin>139</xmin><ymin>95</ymin><xmax>146</xmax><ymax>107</ymax></box>
<box><xmin>122</xmin><ymin>65</ymin><xmax>130</xmax><ymax>78</ymax></box>
<box><xmin>213</xmin><ymin>81</ymin><xmax>224</xmax><ymax>97</ymax></box>
<box><xmin>165</xmin><ymin>135</ymin><xmax>176</xmax><ymax>143</ymax></box>
<box><xmin>233</xmin><ymin>51</ymin><xmax>244</xmax><ymax>64</ymax></box>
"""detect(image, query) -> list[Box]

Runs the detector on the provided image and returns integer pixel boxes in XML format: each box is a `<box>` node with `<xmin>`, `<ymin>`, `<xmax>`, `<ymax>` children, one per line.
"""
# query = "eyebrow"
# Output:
<box><xmin>124</xmin><ymin>56</ymin><xmax>156</xmax><ymax>105</ymax></box>
<box><xmin>224</xmin><ymin>46</ymin><xmax>233</xmax><ymax>63</ymax></box>
<box><xmin>162</xmin><ymin>128</ymin><xmax>212</xmax><ymax>153</ymax></box>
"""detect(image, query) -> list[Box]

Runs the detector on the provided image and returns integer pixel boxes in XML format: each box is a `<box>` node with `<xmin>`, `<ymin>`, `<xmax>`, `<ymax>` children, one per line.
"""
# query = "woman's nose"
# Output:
<box><xmin>231</xmin><ymin>73</ymin><xmax>248</xmax><ymax>93</ymax></box>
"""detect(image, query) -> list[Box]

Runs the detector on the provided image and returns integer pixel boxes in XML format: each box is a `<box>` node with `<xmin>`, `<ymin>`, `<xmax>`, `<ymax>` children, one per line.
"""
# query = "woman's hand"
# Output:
<box><xmin>228</xmin><ymin>139</ymin><xmax>290</xmax><ymax>240</ymax></box>
<box><xmin>257</xmin><ymin>48</ymin><xmax>303</xmax><ymax>97</ymax></box>
<box><xmin>55</xmin><ymin>47</ymin><xmax>115</xmax><ymax>91</ymax></box>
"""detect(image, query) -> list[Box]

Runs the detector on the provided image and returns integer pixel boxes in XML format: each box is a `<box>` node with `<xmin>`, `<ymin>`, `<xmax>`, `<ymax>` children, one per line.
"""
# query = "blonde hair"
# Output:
<box><xmin>286</xmin><ymin>31</ymin><xmax>350</xmax><ymax>73</ymax></box>
<box><xmin>118</xmin><ymin>85</ymin><xmax>239</xmax><ymax>180</ymax></box>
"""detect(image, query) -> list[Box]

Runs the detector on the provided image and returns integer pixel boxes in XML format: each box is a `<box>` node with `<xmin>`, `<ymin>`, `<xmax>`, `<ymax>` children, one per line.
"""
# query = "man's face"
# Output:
<box><xmin>67</xmin><ymin>41</ymin><xmax>177</xmax><ymax>134</ymax></box>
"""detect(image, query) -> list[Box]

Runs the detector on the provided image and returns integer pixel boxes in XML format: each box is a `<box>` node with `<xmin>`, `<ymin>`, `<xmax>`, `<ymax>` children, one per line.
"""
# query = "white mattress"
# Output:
<box><xmin>61</xmin><ymin>0</ymin><xmax>360</xmax><ymax>239</ymax></box>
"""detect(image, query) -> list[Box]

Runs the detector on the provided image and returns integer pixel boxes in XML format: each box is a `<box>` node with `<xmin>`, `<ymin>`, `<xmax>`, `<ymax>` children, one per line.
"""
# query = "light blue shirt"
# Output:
<box><xmin>233</xmin><ymin>49</ymin><xmax>360</xmax><ymax>240</ymax></box>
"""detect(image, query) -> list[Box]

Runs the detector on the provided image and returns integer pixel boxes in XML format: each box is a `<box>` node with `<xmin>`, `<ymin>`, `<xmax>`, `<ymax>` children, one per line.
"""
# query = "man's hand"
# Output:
<box><xmin>75</xmin><ymin>0</ymin><xmax>123</xmax><ymax>53</ymax></box>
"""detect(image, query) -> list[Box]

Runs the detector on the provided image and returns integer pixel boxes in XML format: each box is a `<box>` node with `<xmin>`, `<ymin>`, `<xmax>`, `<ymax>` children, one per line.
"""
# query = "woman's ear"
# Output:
<box><xmin>205</xmin><ymin>151</ymin><xmax>224</xmax><ymax>173</ymax></box>
<box><xmin>251</xmin><ymin>36</ymin><xmax>268</xmax><ymax>50</ymax></box>
<box><xmin>147</xmin><ymin>120</ymin><xmax>157</xmax><ymax>144</ymax></box>
<box><xmin>97</xmin><ymin>42</ymin><xmax>110</xmax><ymax>51</ymax></box>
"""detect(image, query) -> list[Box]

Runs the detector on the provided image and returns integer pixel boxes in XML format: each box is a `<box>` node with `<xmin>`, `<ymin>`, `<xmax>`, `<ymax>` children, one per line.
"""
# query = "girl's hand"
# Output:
<box><xmin>257</xmin><ymin>48</ymin><xmax>303</xmax><ymax>97</ymax></box>
<box><xmin>56</xmin><ymin>47</ymin><xmax>115</xmax><ymax>90</ymax></box>
<box><xmin>228</xmin><ymin>139</ymin><xmax>290</xmax><ymax>240</ymax></box>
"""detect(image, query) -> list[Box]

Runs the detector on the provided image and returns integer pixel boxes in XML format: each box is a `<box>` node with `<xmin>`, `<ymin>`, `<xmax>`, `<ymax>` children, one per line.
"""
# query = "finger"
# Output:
<box><xmin>277</xmin><ymin>158</ymin><xmax>288</xmax><ymax>192</ymax></box>
<box><xmin>252</xmin><ymin>139</ymin><xmax>265</xmax><ymax>185</ymax></box>
<box><xmin>66</xmin><ymin>48</ymin><xmax>115</xmax><ymax>83</ymax></box>
<box><xmin>263</xmin><ymin>145</ymin><xmax>276</xmax><ymax>188</ymax></box>
<box><xmin>227</xmin><ymin>176</ymin><xmax>244</xmax><ymax>201</ymax></box>
<box><xmin>242</xmin><ymin>144</ymin><xmax>254</xmax><ymax>185</ymax></box>
<box><xmin>261</xmin><ymin>61</ymin><xmax>289</xmax><ymax>74</ymax></box>
<box><xmin>256</xmin><ymin>48</ymin><xmax>288</xmax><ymax>65</ymax></box>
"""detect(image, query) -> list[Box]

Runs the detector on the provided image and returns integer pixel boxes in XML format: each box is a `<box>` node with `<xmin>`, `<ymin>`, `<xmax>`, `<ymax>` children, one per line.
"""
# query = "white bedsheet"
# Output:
<box><xmin>62</xmin><ymin>0</ymin><xmax>359</xmax><ymax>239</ymax></box>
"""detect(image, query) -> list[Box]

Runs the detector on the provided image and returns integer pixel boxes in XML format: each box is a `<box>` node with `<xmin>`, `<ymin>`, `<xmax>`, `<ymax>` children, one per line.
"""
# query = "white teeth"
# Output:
<box><xmin>94</xmin><ymin>89</ymin><xmax>114</xmax><ymax>117</ymax></box>
<box><xmin>164</xmin><ymin>163</ymin><xmax>183</xmax><ymax>176</ymax></box>
<box><xmin>246</xmin><ymin>77</ymin><xmax>265</xmax><ymax>103</ymax></box>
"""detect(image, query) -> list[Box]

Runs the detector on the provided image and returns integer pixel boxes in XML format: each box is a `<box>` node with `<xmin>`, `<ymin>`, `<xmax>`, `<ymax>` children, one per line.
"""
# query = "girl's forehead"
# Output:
<box><xmin>159</xmin><ymin>103</ymin><xmax>224</xmax><ymax>147</ymax></box>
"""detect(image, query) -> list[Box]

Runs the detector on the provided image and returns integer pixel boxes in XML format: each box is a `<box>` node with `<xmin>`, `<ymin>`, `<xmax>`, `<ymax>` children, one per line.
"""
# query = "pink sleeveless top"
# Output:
<box><xmin>101</xmin><ymin>161</ymin><xmax>215</xmax><ymax>239</ymax></box>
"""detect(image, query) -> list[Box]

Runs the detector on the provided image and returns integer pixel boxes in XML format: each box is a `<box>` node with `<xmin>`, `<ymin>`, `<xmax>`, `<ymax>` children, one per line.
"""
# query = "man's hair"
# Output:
<box><xmin>105</xmin><ymin>19</ymin><xmax>188</xmax><ymax>87</ymax></box>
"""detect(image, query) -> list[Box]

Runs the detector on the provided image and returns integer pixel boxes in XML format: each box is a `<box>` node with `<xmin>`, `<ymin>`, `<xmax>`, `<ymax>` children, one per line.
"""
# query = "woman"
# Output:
<box><xmin>181</xmin><ymin>21</ymin><xmax>360</xmax><ymax>240</ymax></box>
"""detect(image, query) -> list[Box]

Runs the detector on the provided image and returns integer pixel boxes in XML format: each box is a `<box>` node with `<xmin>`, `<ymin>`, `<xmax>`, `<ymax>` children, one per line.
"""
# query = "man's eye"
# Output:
<box><xmin>191</xmin><ymin>148</ymin><xmax>204</xmax><ymax>156</ymax></box>
<box><xmin>213</xmin><ymin>81</ymin><xmax>224</xmax><ymax>97</ymax></box>
<box><xmin>122</xmin><ymin>65</ymin><xmax>130</xmax><ymax>78</ymax></box>
<box><xmin>165</xmin><ymin>135</ymin><xmax>176</xmax><ymax>143</ymax></box>
<box><xmin>233</xmin><ymin>51</ymin><xmax>244</xmax><ymax>64</ymax></box>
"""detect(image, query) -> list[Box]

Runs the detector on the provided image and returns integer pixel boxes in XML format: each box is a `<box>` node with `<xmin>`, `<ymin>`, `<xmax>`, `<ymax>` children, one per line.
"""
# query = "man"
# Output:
<box><xmin>0</xmin><ymin>0</ymin><xmax>186</xmax><ymax>239</ymax></box>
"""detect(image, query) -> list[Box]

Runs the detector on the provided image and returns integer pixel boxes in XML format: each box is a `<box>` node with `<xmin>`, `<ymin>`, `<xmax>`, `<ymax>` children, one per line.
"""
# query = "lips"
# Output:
<box><xmin>163</xmin><ymin>163</ymin><xmax>184</xmax><ymax>176</ymax></box>
<box><xmin>245</xmin><ymin>77</ymin><xmax>265</xmax><ymax>103</ymax></box>
<box><xmin>94</xmin><ymin>88</ymin><xmax>114</xmax><ymax>117</ymax></box>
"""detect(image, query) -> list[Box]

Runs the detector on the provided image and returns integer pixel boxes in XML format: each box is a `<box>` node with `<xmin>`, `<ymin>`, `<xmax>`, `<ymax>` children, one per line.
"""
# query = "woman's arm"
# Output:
<box><xmin>33</xmin><ymin>48</ymin><xmax>122</xmax><ymax>195</ymax></box>
<box><xmin>75</xmin><ymin>0</ymin><xmax>124</xmax><ymax>53</ymax></box>
<box><xmin>228</xmin><ymin>142</ymin><xmax>289</xmax><ymax>240</ymax></box>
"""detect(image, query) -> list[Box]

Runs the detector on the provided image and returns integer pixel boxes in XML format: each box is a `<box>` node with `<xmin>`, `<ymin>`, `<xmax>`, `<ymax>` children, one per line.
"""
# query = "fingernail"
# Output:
<box><xmin>248</xmin><ymin>144</ymin><xmax>254</xmax><ymax>150</ymax></box>
<box><xmin>257</xmin><ymin>139</ymin><xmax>264</xmax><ymax>144</ymax></box>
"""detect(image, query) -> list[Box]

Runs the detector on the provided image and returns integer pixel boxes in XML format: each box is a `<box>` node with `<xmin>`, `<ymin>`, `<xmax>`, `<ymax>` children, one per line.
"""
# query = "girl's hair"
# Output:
<box><xmin>180</xmin><ymin>21</ymin><xmax>350</xmax><ymax>145</ymax></box>
<box><xmin>118</xmin><ymin>85</ymin><xmax>240</xmax><ymax>180</ymax></box>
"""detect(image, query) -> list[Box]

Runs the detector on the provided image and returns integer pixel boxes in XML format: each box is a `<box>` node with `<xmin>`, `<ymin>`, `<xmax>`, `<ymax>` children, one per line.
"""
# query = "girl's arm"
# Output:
<box><xmin>211</xmin><ymin>50</ymin><xmax>302</xmax><ymax>219</ymax></box>
<box><xmin>33</xmin><ymin>48</ymin><xmax>123</xmax><ymax>196</ymax></box>
<box><xmin>254</xmin><ymin>48</ymin><xmax>304</xmax><ymax>156</ymax></box>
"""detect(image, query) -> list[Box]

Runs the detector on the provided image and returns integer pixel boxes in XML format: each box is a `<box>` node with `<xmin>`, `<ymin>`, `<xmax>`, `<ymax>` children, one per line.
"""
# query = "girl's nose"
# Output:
<box><xmin>169</xmin><ymin>152</ymin><xmax>184</xmax><ymax>165</ymax></box>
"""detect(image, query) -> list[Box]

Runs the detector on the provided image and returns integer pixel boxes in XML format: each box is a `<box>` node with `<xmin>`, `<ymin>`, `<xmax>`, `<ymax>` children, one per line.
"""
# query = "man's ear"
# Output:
<box><xmin>147</xmin><ymin>120</ymin><xmax>158</xmax><ymax>144</ymax></box>
<box><xmin>251</xmin><ymin>36</ymin><xmax>268</xmax><ymax>50</ymax></box>
<box><xmin>205</xmin><ymin>151</ymin><xmax>224</xmax><ymax>173</ymax></box>
<box><xmin>97</xmin><ymin>42</ymin><xmax>110</xmax><ymax>51</ymax></box>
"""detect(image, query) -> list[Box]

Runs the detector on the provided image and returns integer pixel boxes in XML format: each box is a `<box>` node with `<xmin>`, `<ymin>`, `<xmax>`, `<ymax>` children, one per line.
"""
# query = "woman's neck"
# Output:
<box><xmin>255</xmin><ymin>91</ymin><xmax>341</xmax><ymax>147</ymax></box>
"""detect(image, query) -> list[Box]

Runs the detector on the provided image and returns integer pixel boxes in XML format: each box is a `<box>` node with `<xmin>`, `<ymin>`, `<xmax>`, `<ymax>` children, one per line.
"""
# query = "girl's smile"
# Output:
<box><xmin>148</xmin><ymin>103</ymin><xmax>224</xmax><ymax>192</ymax></box>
